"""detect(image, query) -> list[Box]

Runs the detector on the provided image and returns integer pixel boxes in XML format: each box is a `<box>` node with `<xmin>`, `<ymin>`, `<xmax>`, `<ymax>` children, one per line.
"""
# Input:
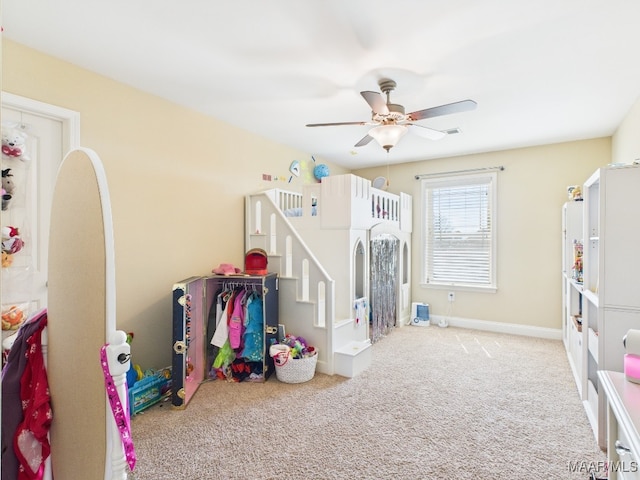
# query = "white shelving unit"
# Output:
<box><xmin>562</xmin><ymin>201</ymin><xmax>584</xmax><ymax>394</ymax></box>
<box><xmin>582</xmin><ymin>168</ymin><xmax>601</xmax><ymax>445</ymax></box>
<box><xmin>563</xmin><ymin>165</ymin><xmax>640</xmax><ymax>450</ymax></box>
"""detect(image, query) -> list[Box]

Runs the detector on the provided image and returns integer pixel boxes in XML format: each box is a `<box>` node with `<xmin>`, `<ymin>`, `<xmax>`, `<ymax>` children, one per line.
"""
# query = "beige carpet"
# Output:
<box><xmin>130</xmin><ymin>326</ymin><xmax>606</xmax><ymax>479</ymax></box>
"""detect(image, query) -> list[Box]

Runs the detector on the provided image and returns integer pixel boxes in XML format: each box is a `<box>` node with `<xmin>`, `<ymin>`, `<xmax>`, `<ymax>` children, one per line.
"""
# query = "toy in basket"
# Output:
<box><xmin>269</xmin><ymin>334</ymin><xmax>317</xmax><ymax>384</ymax></box>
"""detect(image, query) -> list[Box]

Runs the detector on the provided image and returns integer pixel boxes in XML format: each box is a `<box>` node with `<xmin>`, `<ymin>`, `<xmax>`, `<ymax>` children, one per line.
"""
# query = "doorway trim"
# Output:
<box><xmin>1</xmin><ymin>92</ymin><xmax>80</xmax><ymax>153</ymax></box>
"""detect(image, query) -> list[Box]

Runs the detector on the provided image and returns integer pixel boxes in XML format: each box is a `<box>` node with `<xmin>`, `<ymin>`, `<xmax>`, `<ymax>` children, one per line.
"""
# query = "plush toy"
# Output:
<box><xmin>1</xmin><ymin>251</ymin><xmax>12</xmax><ymax>268</ymax></box>
<box><xmin>2</xmin><ymin>226</ymin><xmax>24</xmax><ymax>254</ymax></box>
<box><xmin>1</xmin><ymin>126</ymin><xmax>30</xmax><ymax>162</ymax></box>
<box><xmin>567</xmin><ymin>184</ymin><xmax>582</xmax><ymax>201</ymax></box>
<box><xmin>571</xmin><ymin>185</ymin><xmax>582</xmax><ymax>201</ymax></box>
<box><xmin>2</xmin><ymin>169</ymin><xmax>15</xmax><ymax>211</ymax></box>
<box><xmin>2</xmin><ymin>305</ymin><xmax>25</xmax><ymax>330</ymax></box>
<box><xmin>280</xmin><ymin>334</ymin><xmax>315</xmax><ymax>359</ymax></box>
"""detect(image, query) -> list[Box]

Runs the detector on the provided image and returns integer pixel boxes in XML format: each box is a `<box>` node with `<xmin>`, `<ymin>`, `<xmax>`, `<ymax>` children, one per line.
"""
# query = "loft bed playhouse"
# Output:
<box><xmin>245</xmin><ymin>173</ymin><xmax>413</xmax><ymax>377</ymax></box>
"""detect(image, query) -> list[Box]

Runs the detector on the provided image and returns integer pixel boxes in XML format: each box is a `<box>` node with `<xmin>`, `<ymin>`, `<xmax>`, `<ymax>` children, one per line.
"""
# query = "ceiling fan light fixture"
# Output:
<box><xmin>368</xmin><ymin>124</ymin><xmax>408</xmax><ymax>152</ymax></box>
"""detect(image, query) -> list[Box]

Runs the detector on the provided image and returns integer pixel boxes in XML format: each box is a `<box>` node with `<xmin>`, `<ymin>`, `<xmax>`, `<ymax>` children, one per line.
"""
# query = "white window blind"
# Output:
<box><xmin>422</xmin><ymin>172</ymin><xmax>496</xmax><ymax>289</ymax></box>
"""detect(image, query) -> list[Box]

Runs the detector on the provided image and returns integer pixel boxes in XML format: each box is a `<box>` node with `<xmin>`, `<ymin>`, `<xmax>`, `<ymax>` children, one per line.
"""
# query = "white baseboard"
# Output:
<box><xmin>429</xmin><ymin>314</ymin><xmax>562</xmax><ymax>340</ymax></box>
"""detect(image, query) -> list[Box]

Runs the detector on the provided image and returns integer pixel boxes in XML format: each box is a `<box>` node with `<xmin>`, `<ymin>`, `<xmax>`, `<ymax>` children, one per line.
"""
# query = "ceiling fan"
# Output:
<box><xmin>306</xmin><ymin>78</ymin><xmax>477</xmax><ymax>152</ymax></box>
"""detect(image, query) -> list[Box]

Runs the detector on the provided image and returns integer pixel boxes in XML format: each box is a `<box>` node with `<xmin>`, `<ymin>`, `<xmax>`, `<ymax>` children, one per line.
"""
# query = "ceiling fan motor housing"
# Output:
<box><xmin>374</xmin><ymin>103</ymin><xmax>405</xmax><ymax>124</ymax></box>
<box><xmin>378</xmin><ymin>78</ymin><xmax>397</xmax><ymax>94</ymax></box>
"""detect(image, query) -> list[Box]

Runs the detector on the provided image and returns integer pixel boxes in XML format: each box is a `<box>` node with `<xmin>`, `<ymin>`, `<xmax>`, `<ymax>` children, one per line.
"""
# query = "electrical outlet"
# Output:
<box><xmin>448</xmin><ymin>292</ymin><xmax>455</xmax><ymax>303</ymax></box>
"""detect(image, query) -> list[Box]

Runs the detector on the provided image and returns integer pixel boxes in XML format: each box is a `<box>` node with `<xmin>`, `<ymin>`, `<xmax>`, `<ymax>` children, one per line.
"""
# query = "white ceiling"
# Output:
<box><xmin>4</xmin><ymin>0</ymin><xmax>640</xmax><ymax>169</ymax></box>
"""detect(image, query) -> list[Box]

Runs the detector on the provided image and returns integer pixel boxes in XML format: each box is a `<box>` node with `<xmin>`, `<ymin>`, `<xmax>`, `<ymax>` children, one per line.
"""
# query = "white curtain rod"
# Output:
<box><xmin>414</xmin><ymin>165</ymin><xmax>505</xmax><ymax>179</ymax></box>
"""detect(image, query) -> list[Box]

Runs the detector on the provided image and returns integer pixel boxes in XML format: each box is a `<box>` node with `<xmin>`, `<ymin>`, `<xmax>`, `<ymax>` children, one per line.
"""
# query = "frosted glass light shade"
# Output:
<box><xmin>368</xmin><ymin>125</ymin><xmax>408</xmax><ymax>152</ymax></box>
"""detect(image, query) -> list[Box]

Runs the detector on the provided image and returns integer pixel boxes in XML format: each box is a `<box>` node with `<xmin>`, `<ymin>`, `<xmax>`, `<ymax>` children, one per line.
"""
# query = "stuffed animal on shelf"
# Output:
<box><xmin>2</xmin><ymin>305</ymin><xmax>25</xmax><ymax>330</ymax></box>
<box><xmin>1</xmin><ymin>126</ymin><xmax>30</xmax><ymax>162</ymax></box>
<box><xmin>2</xmin><ymin>226</ymin><xmax>24</xmax><ymax>255</ymax></box>
<box><xmin>567</xmin><ymin>184</ymin><xmax>582</xmax><ymax>201</ymax></box>
<box><xmin>571</xmin><ymin>185</ymin><xmax>582</xmax><ymax>201</ymax></box>
<box><xmin>2</xmin><ymin>169</ymin><xmax>15</xmax><ymax>211</ymax></box>
<box><xmin>1</xmin><ymin>224</ymin><xmax>23</xmax><ymax>266</ymax></box>
<box><xmin>1</xmin><ymin>251</ymin><xmax>12</xmax><ymax>268</ymax></box>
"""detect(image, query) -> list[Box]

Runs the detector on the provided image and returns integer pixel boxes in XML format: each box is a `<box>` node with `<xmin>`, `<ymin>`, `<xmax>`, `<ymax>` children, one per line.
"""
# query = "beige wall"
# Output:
<box><xmin>612</xmin><ymin>93</ymin><xmax>640</xmax><ymax>164</ymax></box>
<box><xmin>2</xmin><ymin>40</ymin><xmax>348</xmax><ymax>369</ymax></box>
<box><xmin>354</xmin><ymin>139</ymin><xmax>610</xmax><ymax>330</ymax></box>
<box><xmin>4</xmin><ymin>38</ymin><xmax>636</xmax><ymax>368</ymax></box>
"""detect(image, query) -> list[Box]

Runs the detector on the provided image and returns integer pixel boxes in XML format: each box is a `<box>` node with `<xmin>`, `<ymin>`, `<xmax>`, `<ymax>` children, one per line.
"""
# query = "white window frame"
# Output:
<box><xmin>420</xmin><ymin>171</ymin><xmax>497</xmax><ymax>293</ymax></box>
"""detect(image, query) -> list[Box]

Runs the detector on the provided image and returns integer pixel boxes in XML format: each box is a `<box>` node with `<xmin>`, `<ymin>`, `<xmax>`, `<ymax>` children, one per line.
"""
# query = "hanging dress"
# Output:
<box><xmin>241</xmin><ymin>292</ymin><xmax>263</xmax><ymax>362</ymax></box>
<box><xmin>1</xmin><ymin>309</ymin><xmax>51</xmax><ymax>480</ymax></box>
<box><xmin>228</xmin><ymin>288</ymin><xmax>246</xmax><ymax>350</ymax></box>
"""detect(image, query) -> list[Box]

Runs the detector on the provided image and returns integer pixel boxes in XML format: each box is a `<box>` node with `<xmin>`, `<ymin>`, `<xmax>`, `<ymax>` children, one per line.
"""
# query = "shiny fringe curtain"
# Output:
<box><xmin>370</xmin><ymin>234</ymin><xmax>399</xmax><ymax>343</ymax></box>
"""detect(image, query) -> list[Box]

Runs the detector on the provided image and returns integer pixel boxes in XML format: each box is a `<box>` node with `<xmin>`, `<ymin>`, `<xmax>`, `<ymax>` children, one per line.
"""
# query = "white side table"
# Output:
<box><xmin>598</xmin><ymin>370</ymin><xmax>640</xmax><ymax>479</ymax></box>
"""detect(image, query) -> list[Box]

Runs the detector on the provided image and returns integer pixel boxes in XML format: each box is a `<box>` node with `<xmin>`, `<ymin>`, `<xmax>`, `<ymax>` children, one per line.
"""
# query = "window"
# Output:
<box><xmin>421</xmin><ymin>172</ymin><xmax>497</xmax><ymax>291</ymax></box>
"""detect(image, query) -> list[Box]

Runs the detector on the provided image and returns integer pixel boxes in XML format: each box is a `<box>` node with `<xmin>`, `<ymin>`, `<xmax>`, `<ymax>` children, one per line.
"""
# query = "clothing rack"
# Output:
<box><xmin>172</xmin><ymin>273</ymin><xmax>278</xmax><ymax>408</ymax></box>
<box><xmin>217</xmin><ymin>280</ymin><xmax>262</xmax><ymax>292</ymax></box>
<box><xmin>213</xmin><ymin>276</ymin><xmax>267</xmax><ymax>295</ymax></box>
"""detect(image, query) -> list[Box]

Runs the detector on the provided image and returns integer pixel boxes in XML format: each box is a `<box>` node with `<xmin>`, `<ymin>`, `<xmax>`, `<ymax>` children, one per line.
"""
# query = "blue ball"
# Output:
<box><xmin>313</xmin><ymin>164</ymin><xmax>330</xmax><ymax>180</ymax></box>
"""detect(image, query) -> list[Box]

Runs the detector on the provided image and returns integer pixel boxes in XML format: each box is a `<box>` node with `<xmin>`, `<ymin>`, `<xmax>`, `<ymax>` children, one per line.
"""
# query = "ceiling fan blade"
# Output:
<box><xmin>360</xmin><ymin>91</ymin><xmax>389</xmax><ymax>115</ymax></box>
<box><xmin>354</xmin><ymin>134</ymin><xmax>374</xmax><ymax>147</ymax></box>
<box><xmin>407</xmin><ymin>99</ymin><xmax>477</xmax><ymax>121</ymax></box>
<box><xmin>407</xmin><ymin>123</ymin><xmax>447</xmax><ymax>140</ymax></box>
<box><xmin>306</xmin><ymin>121</ymin><xmax>368</xmax><ymax>127</ymax></box>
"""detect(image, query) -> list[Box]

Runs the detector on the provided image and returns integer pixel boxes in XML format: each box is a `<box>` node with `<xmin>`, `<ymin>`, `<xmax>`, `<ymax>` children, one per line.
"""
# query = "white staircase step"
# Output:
<box><xmin>334</xmin><ymin>340</ymin><xmax>372</xmax><ymax>378</ymax></box>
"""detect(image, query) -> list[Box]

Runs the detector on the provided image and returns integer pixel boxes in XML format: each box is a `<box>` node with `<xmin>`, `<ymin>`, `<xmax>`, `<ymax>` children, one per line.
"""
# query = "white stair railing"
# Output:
<box><xmin>246</xmin><ymin>192</ymin><xmax>335</xmax><ymax>374</ymax></box>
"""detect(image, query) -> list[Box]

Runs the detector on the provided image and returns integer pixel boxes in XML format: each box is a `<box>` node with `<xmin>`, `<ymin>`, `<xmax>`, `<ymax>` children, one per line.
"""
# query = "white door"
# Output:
<box><xmin>1</xmin><ymin>93</ymin><xmax>80</xmax><ymax>318</ymax></box>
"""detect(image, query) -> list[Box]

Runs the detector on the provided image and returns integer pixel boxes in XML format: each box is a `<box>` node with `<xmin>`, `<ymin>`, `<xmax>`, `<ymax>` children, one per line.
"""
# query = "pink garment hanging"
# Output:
<box><xmin>228</xmin><ymin>289</ymin><xmax>246</xmax><ymax>349</ymax></box>
<box><xmin>14</xmin><ymin>314</ymin><xmax>51</xmax><ymax>480</ymax></box>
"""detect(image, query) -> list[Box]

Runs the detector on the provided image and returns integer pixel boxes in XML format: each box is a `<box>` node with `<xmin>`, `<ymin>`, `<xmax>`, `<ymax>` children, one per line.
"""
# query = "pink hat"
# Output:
<box><xmin>212</xmin><ymin>263</ymin><xmax>242</xmax><ymax>276</ymax></box>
